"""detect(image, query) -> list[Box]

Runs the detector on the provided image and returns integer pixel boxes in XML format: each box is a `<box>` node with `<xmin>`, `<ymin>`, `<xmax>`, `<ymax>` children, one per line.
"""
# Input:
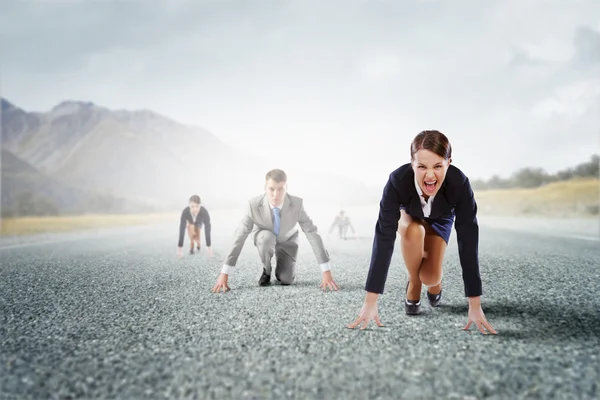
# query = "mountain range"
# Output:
<box><xmin>1</xmin><ymin>98</ymin><xmax>380</xmax><ymax>217</ymax></box>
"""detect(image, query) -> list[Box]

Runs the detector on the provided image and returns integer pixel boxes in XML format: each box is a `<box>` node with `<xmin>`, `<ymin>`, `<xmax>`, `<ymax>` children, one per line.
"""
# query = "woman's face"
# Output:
<box><xmin>411</xmin><ymin>148</ymin><xmax>450</xmax><ymax>198</ymax></box>
<box><xmin>189</xmin><ymin>202</ymin><xmax>200</xmax><ymax>215</ymax></box>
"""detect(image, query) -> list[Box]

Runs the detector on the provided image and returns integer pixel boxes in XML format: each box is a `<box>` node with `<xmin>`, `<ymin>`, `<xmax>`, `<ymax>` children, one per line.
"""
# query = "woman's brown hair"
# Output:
<box><xmin>410</xmin><ymin>130</ymin><xmax>452</xmax><ymax>161</ymax></box>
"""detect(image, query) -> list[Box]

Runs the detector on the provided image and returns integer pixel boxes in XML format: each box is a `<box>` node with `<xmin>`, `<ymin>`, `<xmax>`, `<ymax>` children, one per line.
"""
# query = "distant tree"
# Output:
<box><xmin>470</xmin><ymin>179</ymin><xmax>488</xmax><ymax>191</ymax></box>
<box><xmin>572</xmin><ymin>154</ymin><xmax>599</xmax><ymax>178</ymax></box>
<box><xmin>487</xmin><ymin>175</ymin><xmax>511</xmax><ymax>189</ymax></box>
<box><xmin>510</xmin><ymin>167</ymin><xmax>550</xmax><ymax>189</ymax></box>
<box><xmin>474</xmin><ymin>154</ymin><xmax>598</xmax><ymax>191</ymax></box>
<box><xmin>555</xmin><ymin>168</ymin><xmax>573</xmax><ymax>180</ymax></box>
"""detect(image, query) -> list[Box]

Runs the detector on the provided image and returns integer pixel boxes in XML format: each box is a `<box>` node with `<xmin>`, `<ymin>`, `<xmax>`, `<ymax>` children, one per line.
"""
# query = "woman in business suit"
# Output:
<box><xmin>348</xmin><ymin>130</ymin><xmax>496</xmax><ymax>335</ymax></box>
<box><xmin>177</xmin><ymin>195</ymin><xmax>213</xmax><ymax>257</ymax></box>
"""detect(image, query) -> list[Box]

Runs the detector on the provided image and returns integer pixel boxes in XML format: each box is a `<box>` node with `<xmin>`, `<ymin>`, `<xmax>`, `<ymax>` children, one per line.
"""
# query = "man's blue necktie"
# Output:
<box><xmin>273</xmin><ymin>207</ymin><xmax>281</xmax><ymax>236</ymax></box>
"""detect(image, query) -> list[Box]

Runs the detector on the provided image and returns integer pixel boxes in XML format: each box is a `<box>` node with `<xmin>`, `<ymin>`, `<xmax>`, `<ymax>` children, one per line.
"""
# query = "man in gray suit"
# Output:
<box><xmin>211</xmin><ymin>169</ymin><xmax>340</xmax><ymax>293</ymax></box>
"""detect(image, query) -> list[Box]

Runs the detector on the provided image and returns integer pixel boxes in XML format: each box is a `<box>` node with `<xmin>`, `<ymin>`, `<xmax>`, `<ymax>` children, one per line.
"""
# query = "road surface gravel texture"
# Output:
<box><xmin>1</xmin><ymin>210</ymin><xmax>598</xmax><ymax>399</ymax></box>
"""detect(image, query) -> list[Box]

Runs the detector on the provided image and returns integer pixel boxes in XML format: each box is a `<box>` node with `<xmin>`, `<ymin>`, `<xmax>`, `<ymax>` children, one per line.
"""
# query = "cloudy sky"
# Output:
<box><xmin>1</xmin><ymin>0</ymin><xmax>599</xmax><ymax>185</ymax></box>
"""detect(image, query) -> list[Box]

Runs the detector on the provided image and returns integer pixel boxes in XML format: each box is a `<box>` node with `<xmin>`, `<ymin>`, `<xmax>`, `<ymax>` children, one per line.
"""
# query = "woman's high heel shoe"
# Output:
<box><xmin>405</xmin><ymin>281</ymin><xmax>421</xmax><ymax>315</ymax></box>
<box><xmin>427</xmin><ymin>290</ymin><xmax>442</xmax><ymax>307</ymax></box>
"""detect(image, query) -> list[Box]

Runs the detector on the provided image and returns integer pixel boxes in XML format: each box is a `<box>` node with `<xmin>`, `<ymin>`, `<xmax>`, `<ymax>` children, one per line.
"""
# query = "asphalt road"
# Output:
<box><xmin>1</xmin><ymin>214</ymin><xmax>599</xmax><ymax>400</ymax></box>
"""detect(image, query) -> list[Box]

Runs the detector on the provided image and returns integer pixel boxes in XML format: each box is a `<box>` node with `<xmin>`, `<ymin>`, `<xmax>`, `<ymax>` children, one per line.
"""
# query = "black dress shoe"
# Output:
<box><xmin>258</xmin><ymin>269</ymin><xmax>271</xmax><ymax>286</ymax></box>
<box><xmin>275</xmin><ymin>275</ymin><xmax>293</xmax><ymax>286</ymax></box>
<box><xmin>427</xmin><ymin>290</ymin><xmax>442</xmax><ymax>307</ymax></box>
<box><xmin>405</xmin><ymin>281</ymin><xmax>421</xmax><ymax>315</ymax></box>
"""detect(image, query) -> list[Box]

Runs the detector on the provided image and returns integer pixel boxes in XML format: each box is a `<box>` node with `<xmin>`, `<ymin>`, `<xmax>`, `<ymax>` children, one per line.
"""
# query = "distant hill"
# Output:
<box><xmin>1</xmin><ymin>149</ymin><xmax>152</xmax><ymax>217</ymax></box>
<box><xmin>1</xmin><ymin>98</ymin><xmax>380</xmax><ymax>216</ymax></box>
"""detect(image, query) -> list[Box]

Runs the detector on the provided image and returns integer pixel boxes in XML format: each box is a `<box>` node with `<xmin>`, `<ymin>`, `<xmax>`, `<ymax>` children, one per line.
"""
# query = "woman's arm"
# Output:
<box><xmin>364</xmin><ymin>176</ymin><xmax>403</xmax><ymax>294</ymax></box>
<box><xmin>454</xmin><ymin>177</ymin><xmax>483</xmax><ymax>298</ymax></box>
<box><xmin>202</xmin><ymin>208</ymin><xmax>212</xmax><ymax>247</ymax></box>
<box><xmin>177</xmin><ymin>210</ymin><xmax>187</xmax><ymax>248</ymax></box>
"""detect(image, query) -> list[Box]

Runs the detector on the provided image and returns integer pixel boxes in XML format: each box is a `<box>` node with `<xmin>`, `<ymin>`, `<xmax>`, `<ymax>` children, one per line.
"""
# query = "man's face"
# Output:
<box><xmin>189</xmin><ymin>202</ymin><xmax>200</xmax><ymax>215</ymax></box>
<box><xmin>265</xmin><ymin>179</ymin><xmax>286</xmax><ymax>207</ymax></box>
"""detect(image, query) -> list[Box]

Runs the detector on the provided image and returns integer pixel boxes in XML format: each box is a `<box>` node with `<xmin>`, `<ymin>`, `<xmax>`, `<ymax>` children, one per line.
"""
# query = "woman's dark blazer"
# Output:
<box><xmin>364</xmin><ymin>163</ymin><xmax>482</xmax><ymax>297</ymax></box>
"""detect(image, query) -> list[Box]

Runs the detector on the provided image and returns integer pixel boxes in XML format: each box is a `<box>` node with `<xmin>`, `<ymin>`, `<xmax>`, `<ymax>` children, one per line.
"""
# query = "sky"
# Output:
<box><xmin>1</xmin><ymin>0</ymin><xmax>599</xmax><ymax>185</ymax></box>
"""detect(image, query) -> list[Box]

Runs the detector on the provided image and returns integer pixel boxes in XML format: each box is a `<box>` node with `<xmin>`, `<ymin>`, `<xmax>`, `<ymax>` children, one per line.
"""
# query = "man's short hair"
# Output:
<box><xmin>265</xmin><ymin>169</ymin><xmax>287</xmax><ymax>183</ymax></box>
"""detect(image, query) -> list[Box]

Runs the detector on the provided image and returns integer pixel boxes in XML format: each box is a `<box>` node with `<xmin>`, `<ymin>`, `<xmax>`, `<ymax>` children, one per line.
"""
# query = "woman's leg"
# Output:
<box><xmin>419</xmin><ymin>231</ymin><xmax>447</xmax><ymax>295</ymax></box>
<box><xmin>186</xmin><ymin>223</ymin><xmax>196</xmax><ymax>252</ymax></box>
<box><xmin>398</xmin><ymin>210</ymin><xmax>426</xmax><ymax>301</ymax></box>
<box><xmin>399</xmin><ymin>211</ymin><xmax>447</xmax><ymax>300</ymax></box>
<box><xmin>195</xmin><ymin>228</ymin><xmax>201</xmax><ymax>250</ymax></box>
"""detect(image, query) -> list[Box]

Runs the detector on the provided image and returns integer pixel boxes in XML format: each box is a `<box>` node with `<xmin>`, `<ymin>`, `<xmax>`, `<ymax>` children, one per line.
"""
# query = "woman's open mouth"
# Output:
<box><xmin>423</xmin><ymin>179</ymin><xmax>437</xmax><ymax>194</ymax></box>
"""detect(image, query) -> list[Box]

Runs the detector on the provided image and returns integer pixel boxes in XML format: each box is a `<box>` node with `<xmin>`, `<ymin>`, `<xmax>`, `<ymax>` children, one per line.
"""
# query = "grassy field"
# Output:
<box><xmin>0</xmin><ymin>213</ymin><xmax>177</xmax><ymax>236</ymax></box>
<box><xmin>475</xmin><ymin>177</ymin><xmax>599</xmax><ymax>217</ymax></box>
<box><xmin>1</xmin><ymin>178</ymin><xmax>598</xmax><ymax>236</ymax></box>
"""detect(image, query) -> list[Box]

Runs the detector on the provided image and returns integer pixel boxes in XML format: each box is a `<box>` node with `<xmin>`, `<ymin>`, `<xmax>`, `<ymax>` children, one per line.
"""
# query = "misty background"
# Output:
<box><xmin>1</xmin><ymin>0</ymin><xmax>599</xmax><ymax>218</ymax></box>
